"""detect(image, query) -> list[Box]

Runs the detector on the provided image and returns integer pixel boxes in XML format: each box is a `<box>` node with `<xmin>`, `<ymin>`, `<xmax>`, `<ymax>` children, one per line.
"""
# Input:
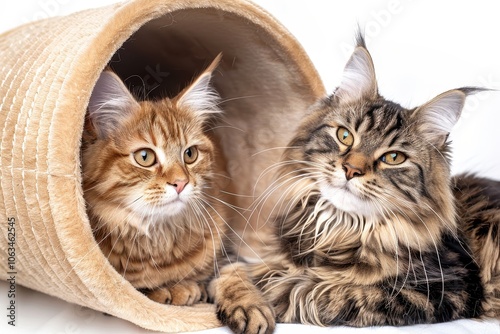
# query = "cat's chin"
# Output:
<box><xmin>319</xmin><ymin>184</ymin><xmax>377</xmax><ymax>217</ymax></box>
<box><xmin>131</xmin><ymin>198</ymin><xmax>189</xmax><ymax>221</ymax></box>
<box><xmin>155</xmin><ymin>200</ymin><xmax>188</xmax><ymax>217</ymax></box>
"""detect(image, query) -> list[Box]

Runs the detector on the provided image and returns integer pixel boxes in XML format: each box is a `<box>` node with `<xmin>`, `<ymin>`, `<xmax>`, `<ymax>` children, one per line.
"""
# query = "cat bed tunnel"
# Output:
<box><xmin>0</xmin><ymin>0</ymin><xmax>324</xmax><ymax>331</ymax></box>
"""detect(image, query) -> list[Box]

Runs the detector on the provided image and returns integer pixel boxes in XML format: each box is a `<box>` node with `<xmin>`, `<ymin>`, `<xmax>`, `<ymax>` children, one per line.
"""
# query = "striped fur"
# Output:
<box><xmin>454</xmin><ymin>175</ymin><xmax>500</xmax><ymax>319</ymax></box>
<box><xmin>82</xmin><ymin>56</ymin><xmax>274</xmax><ymax>334</ymax></box>
<box><xmin>252</xmin><ymin>35</ymin><xmax>498</xmax><ymax>327</ymax></box>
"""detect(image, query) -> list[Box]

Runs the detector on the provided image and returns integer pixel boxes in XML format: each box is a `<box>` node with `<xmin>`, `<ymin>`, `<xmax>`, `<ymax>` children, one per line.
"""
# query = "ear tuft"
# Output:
<box><xmin>177</xmin><ymin>53</ymin><xmax>222</xmax><ymax>117</ymax></box>
<box><xmin>355</xmin><ymin>28</ymin><xmax>367</xmax><ymax>49</ymax></box>
<box><xmin>87</xmin><ymin>71</ymin><xmax>139</xmax><ymax>139</ymax></box>
<box><xmin>335</xmin><ymin>36</ymin><xmax>378</xmax><ymax>103</ymax></box>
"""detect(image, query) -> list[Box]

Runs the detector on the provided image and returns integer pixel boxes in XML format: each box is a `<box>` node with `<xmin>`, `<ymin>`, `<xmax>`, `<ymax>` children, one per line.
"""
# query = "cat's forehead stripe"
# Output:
<box><xmin>310</xmin><ymin>123</ymin><xmax>335</xmax><ymax>136</ymax></box>
<box><xmin>353</xmin><ymin>104</ymin><xmax>381</xmax><ymax>132</ymax></box>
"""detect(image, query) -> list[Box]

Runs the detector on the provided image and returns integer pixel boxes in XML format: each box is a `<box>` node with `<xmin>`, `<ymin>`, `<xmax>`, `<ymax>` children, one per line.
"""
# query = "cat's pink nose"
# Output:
<box><xmin>342</xmin><ymin>163</ymin><xmax>365</xmax><ymax>181</ymax></box>
<box><xmin>171</xmin><ymin>179</ymin><xmax>188</xmax><ymax>194</ymax></box>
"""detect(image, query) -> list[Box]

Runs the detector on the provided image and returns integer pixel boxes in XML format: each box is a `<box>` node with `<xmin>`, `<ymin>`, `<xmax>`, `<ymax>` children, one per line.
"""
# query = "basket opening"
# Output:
<box><xmin>108</xmin><ymin>8</ymin><xmax>277</xmax><ymax>101</ymax></box>
<box><xmin>98</xmin><ymin>8</ymin><xmax>320</xmax><ymax>246</ymax></box>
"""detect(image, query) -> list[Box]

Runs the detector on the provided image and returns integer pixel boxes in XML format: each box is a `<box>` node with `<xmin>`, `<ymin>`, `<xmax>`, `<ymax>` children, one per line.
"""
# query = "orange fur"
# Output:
<box><xmin>81</xmin><ymin>57</ymin><xmax>274</xmax><ymax>334</ymax></box>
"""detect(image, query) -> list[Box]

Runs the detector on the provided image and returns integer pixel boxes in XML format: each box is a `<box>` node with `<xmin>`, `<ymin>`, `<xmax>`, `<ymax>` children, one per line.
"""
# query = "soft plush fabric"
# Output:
<box><xmin>0</xmin><ymin>0</ymin><xmax>324</xmax><ymax>331</ymax></box>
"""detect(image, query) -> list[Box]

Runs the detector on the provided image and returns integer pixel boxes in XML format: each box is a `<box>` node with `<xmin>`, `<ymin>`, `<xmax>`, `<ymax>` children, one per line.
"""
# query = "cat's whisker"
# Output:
<box><xmin>286</xmin><ymin>181</ymin><xmax>325</xmax><ymax>240</ymax></box>
<box><xmin>418</xmin><ymin>199</ymin><xmax>477</xmax><ymax>286</ymax></box>
<box><xmin>131</xmin><ymin>194</ymin><xmax>144</xmax><ymax>206</ymax></box>
<box><xmin>383</xmin><ymin>192</ymin><xmax>445</xmax><ymax>308</ymax></box>
<box><xmin>252</xmin><ymin>173</ymin><xmax>319</xmax><ymax>234</ymax></box>
<box><xmin>200</xmin><ymin>192</ymin><xmax>260</xmax><ymax>258</ymax></box>
<box><xmin>250</xmin><ymin>168</ymin><xmax>322</xmax><ymax>231</ymax></box>
<box><xmin>196</xmin><ymin>196</ymin><xmax>272</xmax><ymax>270</ymax></box>
<box><xmin>420</xmin><ymin>201</ymin><xmax>458</xmax><ymax>239</ymax></box>
<box><xmin>373</xmin><ymin>196</ymin><xmax>417</xmax><ymax>303</ymax></box>
<box><xmin>210</xmin><ymin>172</ymin><xmax>232</xmax><ymax>180</ymax></box>
<box><xmin>262</xmin><ymin>176</ymin><xmax>326</xmax><ymax>256</ymax></box>
<box><xmin>273</xmin><ymin>174</ymin><xmax>323</xmax><ymax>226</ymax></box>
<box><xmin>384</xmin><ymin>215</ymin><xmax>411</xmax><ymax>302</ymax></box>
<box><xmin>251</xmin><ymin>159</ymin><xmax>324</xmax><ymax>197</ymax></box>
<box><xmin>251</xmin><ymin>160</ymin><xmax>303</xmax><ymax>199</ymax></box>
<box><xmin>249</xmin><ymin>166</ymin><xmax>322</xmax><ymax>224</ymax></box>
<box><xmin>63</xmin><ymin>205</ymin><xmax>129</xmax><ymax>281</ymax></box>
<box><xmin>122</xmin><ymin>226</ymin><xmax>141</xmax><ymax>282</ymax></box>
<box><xmin>218</xmin><ymin>94</ymin><xmax>263</xmax><ymax>105</ymax></box>
<box><xmin>183</xmin><ymin>200</ymin><xmax>221</xmax><ymax>282</ymax></box>
<box><xmin>370</xmin><ymin>198</ymin><xmax>403</xmax><ymax>299</ymax></box>
<box><xmin>419</xmin><ymin>132</ymin><xmax>450</xmax><ymax>163</ymax></box>
<box><xmin>248</xmin><ymin>170</ymin><xmax>299</xmax><ymax>224</ymax></box>
<box><xmin>82</xmin><ymin>176</ymin><xmax>131</xmax><ymax>195</ymax></box>
<box><xmin>202</xmin><ymin>191</ymin><xmax>248</xmax><ymax>212</ymax></box>
<box><xmin>218</xmin><ymin>189</ymin><xmax>255</xmax><ymax>198</ymax></box>
<box><xmin>193</xmin><ymin>198</ymin><xmax>245</xmax><ymax>280</ymax></box>
<box><xmin>203</xmin><ymin>115</ymin><xmax>245</xmax><ymax>133</ymax></box>
<box><xmin>122</xmin><ymin>74</ymin><xmax>146</xmax><ymax>99</ymax></box>
<box><xmin>251</xmin><ymin>146</ymin><xmax>302</xmax><ymax>158</ymax></box>
<box><xmin>190</xmin><ymin>200</ymin><xmax>220</xmax><ymax>269</ymax></box>
<box><xmin>206</xmin><ymin>124</ymin><xmax>245</xmax><ymax>133</ymax></box>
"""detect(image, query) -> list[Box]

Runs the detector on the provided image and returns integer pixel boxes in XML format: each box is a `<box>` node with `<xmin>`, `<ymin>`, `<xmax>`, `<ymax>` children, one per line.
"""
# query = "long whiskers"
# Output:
<box><xmin>249</xmin><ymin>163</ymin><xmax>324</xmax><ymax>226</ymax></box>
<box><xmin>383</xmin><ymin>191</ymin><xmax>445</xmax><ymax>308</ymax></box>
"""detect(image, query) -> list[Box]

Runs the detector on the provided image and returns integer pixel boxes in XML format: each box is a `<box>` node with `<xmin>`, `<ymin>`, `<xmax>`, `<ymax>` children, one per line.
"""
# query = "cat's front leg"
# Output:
<box><xmin>142</xmin><ymin>280</ymin><xmax>208</xmax><ymax>306</ymax></box>
<box><xmin>209</xmin><ymin>262</ymin><xmax>275</xmax><ymax>334</ymax></box>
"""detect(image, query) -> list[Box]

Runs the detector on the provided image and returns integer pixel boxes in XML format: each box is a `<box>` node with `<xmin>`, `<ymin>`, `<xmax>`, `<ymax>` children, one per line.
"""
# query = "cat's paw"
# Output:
<box><xmin>145</xmin><ymin>280</ymin><xmax>207</xmax><ymax>306</ymax></box>
<box><xmin>210</xmin><ymin>263</ymin><xmax>275</xmax><ymax>334</ymax></box>
<box><xmin>216</xmin><ymin>297</ymin><xmax>275</xmax><ymax>334</ymax></box>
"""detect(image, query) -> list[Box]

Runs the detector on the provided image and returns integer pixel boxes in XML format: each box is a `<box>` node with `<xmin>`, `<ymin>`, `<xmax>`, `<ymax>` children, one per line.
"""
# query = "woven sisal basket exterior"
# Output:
<box><xmin>0</xmin><ymin>0</ymin><xmax>324</xmax><ymax>331</ymax></box>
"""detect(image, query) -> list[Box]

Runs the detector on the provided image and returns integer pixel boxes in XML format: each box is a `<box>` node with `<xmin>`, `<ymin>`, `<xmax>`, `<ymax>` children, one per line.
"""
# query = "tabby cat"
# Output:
<box><xmin>81</xmin><ymin>55</ymin><xmax>274</xmax><ymax>334</ymax></box>
<box><xmin>252</xmin><ymin>35</ymin><xmax>500</xmax><ymax>326</ymax></box>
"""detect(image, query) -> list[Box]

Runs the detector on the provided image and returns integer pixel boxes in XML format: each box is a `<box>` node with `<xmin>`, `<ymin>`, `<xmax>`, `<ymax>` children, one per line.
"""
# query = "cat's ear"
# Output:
<box><xmin>176</xmin><ymin>53</ymin><xmax>222</xmax><ymax>117</ymax></box>
<box><xmin>412</xmin><ymin>88</ymin><xmax>483</xmax><ymax>147</ymax></box>
<box><xmin>87</xmin><ymin>71</ymin><xmax>139</xmax><ymax>139</ymax></box>
<box><xmin>335</xmin><ymin>34</ymin><xmax>378</xmax><ymax>103</ymax></box>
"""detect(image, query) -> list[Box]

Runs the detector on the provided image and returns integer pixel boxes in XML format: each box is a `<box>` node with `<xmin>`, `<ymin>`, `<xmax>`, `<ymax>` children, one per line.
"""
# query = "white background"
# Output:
<box><xmin>1</xmin><ymin>1</ymin><xmax>499</xmax><ymax>333</ymax></box>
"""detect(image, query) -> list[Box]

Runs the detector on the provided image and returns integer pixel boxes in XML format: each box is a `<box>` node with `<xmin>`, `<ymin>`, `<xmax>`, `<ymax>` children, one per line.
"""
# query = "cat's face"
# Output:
<box><xmin>92</xmin><ymin>100</ymin><xmax>216</xmax><ymax>218</ymax></box>
<box><xmin>303</xmin><ymin>99</ymin><xmax>426</xmax><ymax>217</ymax></box>
<box><xmin>83</xmin><ymin>55</ymin><xmax>222</xmax><ymax>231</ymax></box>
<box><xmin>285</xmin><ymin>37</ymin><xmax>475</xmax><ymax>222</ymax></box>
<box><xmin>301</xmin><ymin>96</ymin><xmax>464</xmax><ymax>221</ymax></box>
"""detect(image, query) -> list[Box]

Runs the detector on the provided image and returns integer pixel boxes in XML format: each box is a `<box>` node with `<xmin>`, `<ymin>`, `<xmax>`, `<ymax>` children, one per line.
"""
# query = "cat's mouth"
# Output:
<box><xmin>319</xmin><ymin>181</ymin><xmax>377</xmax><ymax>217</ymax></box>
<box><xmin>154</xmin><ymin>197</ymin><xmax>188</xmax><ymax>215</ymax></box>
<box><xmin>140</xmin><ymin>184</ymin><xmax>194</xmax><ymax>217</ymax></box>
<box><xmin>131</xmin><ymin>196</ymin><xmax>189</xmax><ymax>219</ymax></box>
<box><xmin>157</xmin><ymin>197</ymin><xmax>184</xmax><ymax>206</ymax></box>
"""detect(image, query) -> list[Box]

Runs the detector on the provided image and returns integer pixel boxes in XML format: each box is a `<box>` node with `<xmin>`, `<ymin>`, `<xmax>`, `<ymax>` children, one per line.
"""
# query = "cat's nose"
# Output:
<box><xmin>342</xmin><ymin>163</ymin><xmax>365</xmax><ymax>181</ymax></box>
<box><xmin>170</xmin><ymin>179</ymin><xmax>188</xmax><ymax>194</ymax></box>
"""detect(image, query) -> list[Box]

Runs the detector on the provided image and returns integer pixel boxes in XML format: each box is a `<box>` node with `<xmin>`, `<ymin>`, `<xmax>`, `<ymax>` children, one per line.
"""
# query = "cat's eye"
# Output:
<box><xmin>380</xmin><ymin>151</ymin><xmax>406</xmax><ymax>165</ymax></box>
<box><xmin>337</xmin><ymin>127</ymin><xmax>354</xmax><ymax>146</ymax></box>
<box><xmin>133</xmin><ymin>148</ymin><xmax>156</xmax><ymax>167</ymax></box>
<box><xmin>183</xmin><ymin>146</ymin><xmax>198</xmax><ymax>164</ymax></box>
